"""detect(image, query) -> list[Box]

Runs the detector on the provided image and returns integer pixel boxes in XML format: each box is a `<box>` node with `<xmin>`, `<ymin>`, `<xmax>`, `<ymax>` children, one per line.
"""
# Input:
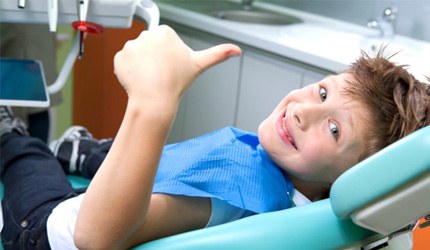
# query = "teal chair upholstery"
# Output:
<box><xmin>331</xmin><ymin>125</ymin><xmax>430</xmax><ymax>236</ymax></box>
<box><xmin>132</xmin><ymin>125</ymin><xmax>430</xmax><ymax>250</ymax></box>
<box><xmin>1</xmin><ymin>125</ymin><xmax>429</xmax><ymax>249</ymax></box>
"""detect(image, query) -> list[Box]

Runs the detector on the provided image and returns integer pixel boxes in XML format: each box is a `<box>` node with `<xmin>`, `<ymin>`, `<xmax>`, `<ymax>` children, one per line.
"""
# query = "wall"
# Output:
<box><xmin>53</xmin><ymin>22</ymin><xmax>145</xmax><ymax>140</ymax></box>
<box><xmin>262</xmin><ymin>0</ymin><xmax>430</xmax><ymax>42</ymax></box>
<box><xmin>72</xmin><ymin>20</ymin><xmax>146</xmax><ymax>139</ymax></box>
<box><xmin>53</xmin><ymin>25</ymin><xmax>75</xmax><ymax>139</ymax></box>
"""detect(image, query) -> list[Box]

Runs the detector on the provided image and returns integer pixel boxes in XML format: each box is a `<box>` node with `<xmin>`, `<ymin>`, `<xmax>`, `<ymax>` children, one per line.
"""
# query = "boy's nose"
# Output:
<box><xmin>293</xmin><ymin>103</ymin><xmax>325</xmax><ymax>130</ymax></box>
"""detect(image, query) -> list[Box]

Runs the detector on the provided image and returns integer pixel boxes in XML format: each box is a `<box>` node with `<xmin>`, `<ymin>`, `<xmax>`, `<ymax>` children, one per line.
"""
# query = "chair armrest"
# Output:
<box><xmin>133</xmin><ymin>200</ymin><xmax>376</xmax><ymax>250</ymax></box>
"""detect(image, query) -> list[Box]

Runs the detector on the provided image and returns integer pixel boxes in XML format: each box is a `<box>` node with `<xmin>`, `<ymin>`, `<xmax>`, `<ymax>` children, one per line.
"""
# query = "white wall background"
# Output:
<box><xmin>262</xmin><ymin>0</ymin><xmax>430</xmax><ymax>42</ymax></box>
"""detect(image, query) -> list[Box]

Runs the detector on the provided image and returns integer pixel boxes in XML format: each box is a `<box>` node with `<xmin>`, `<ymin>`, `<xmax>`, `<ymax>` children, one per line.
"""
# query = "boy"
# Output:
<box><xmin>1</xmin><ymin>25</ymin><xmax>429</xmax><ymax>249</ymax></box>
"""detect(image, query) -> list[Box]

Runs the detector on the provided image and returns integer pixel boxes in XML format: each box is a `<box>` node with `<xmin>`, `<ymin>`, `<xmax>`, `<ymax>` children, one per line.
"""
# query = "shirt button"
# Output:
<box><xmin>20</xmin><ymin>220</ymin><xmax>28</xmax><ymax>228</ymax></box>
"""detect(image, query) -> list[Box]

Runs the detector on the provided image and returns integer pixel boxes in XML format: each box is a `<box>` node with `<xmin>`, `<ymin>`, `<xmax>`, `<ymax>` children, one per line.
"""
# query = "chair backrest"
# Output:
<box><xmin>2</xmin><ymin>128</ymin><xmax>428</xmax><ymax>250</ymax></box>
<box><xmin>330</xmin><ymin>125</ymin><xmax>430</xmax><ymax>235</ymax></box>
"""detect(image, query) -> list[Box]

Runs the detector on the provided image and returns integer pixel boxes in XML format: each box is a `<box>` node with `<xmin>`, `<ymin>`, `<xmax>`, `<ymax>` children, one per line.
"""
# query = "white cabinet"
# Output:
<box><xmin>235</xmin><ymin>50</ymin><xmax>303</xmax><ymax>132</ymax></box>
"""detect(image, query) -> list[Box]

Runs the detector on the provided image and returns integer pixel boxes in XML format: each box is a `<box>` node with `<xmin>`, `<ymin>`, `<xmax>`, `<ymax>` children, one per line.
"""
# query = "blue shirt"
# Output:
<box><xmin>153</xmin><ymin>127</ymin><xmax>295</xmax><ymax>213</ymax></box>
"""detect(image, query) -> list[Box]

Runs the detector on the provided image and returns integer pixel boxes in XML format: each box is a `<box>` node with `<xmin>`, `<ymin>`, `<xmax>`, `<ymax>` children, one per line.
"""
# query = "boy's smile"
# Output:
<box><xmin>258</xmin><ymin>73</ymin><xmax>370</xmax><ymax>193</ymax></box>
<box><xmin>276</xmin><ymin>109</ymin><xmax>297</xmax><ymax>150</ymax></box>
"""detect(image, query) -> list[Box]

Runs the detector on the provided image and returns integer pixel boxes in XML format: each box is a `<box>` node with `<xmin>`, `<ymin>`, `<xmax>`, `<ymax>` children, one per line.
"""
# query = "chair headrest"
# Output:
<box><xmin>330</xmin><ymin>126</ymin><xmax>430</xmax><ymax>222</ymax></box>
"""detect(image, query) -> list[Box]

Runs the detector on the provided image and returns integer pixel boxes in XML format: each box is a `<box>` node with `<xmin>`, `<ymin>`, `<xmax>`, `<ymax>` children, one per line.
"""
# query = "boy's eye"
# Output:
<box><xmin>329</xmin><ymin>122</ymin><xmax>339</xmax><ymax>139</ymax></box>
<box><xmin>319</xmin><ymin>86</ymin><xmax>327</xmax><ymax>101</ymax></box>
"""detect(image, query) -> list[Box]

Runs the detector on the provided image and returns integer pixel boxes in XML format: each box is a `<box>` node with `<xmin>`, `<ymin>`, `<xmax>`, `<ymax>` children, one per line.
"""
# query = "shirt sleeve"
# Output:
<box><xmin>205</xmin><ymin>197</ymin><xmax>255</xmax><ymax>228</ymax></box>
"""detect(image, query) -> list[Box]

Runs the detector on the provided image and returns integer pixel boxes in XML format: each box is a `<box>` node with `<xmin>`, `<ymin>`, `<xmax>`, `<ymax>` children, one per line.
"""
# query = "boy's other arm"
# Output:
<box><xmin>74</xmin><ymin>25</ymin><xmax>241</xmax><ymax>249</ymax></box>
<box><xmin>127</xmin><ymin>194</ymin><xmax>211</xmax><ymax>246</ymax></box>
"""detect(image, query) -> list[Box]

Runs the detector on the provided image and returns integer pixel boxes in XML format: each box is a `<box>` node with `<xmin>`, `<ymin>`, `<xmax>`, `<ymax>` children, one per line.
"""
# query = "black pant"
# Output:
<box><xmin>1</xmin><ymin>132</ymin><xmax>85</xmax><ymax>249</ymax></box>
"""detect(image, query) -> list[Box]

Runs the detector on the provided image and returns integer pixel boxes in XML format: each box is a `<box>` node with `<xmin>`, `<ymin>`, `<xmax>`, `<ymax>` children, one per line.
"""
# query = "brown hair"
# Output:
<box><xmin>344</xmin><ymin>48</ymin><xmax>430</xmax><ymax>161</ymax></box>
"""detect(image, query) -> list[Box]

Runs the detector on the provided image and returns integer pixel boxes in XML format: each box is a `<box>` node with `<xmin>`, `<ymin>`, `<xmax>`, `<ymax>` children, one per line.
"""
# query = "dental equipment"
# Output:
<box><xmin>47</xmin><ymin>0</ymin><xmax>58</xmax><ymax>32</ymax></box>
<box><xmin>73</xmin><ymin>0</ymin><xmax>92</xmax><ymax>58</ymax></box>
<box><xmin>17</xmin><ymin>0</ymin><xmax>25</xmax><ymax>9</ymax></box>
<box><xmin>0</xmin><ymin>0</ymin><xmax>160</xmax><ymax>95</ymax></box>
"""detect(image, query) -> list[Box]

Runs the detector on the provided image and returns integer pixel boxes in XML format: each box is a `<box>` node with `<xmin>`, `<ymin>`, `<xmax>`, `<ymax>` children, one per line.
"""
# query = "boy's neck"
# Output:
<box><xmin>288</xmin><ymin>174</ymin><xmax>330</xmax><ymax>201</ymax></box>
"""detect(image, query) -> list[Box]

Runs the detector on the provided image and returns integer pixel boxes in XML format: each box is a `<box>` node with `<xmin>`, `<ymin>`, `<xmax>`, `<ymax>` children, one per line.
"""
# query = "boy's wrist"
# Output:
<box><xmin>126</xmin><ymin>98</ymin><xmax>178</xmax><ymax>123</ymax></box>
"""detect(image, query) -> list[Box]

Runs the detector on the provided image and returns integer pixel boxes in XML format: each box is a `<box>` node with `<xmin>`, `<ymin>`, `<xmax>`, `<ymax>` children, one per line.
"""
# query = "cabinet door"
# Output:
<box><xmin>236</xmin><ymin>50</ymin><xmax>303</xmax><ymax>133</ymax></box>
<box><xmin>168</xmin><ymin>34</ymin><xmax>241</xmax><ymax>142</ymax></box>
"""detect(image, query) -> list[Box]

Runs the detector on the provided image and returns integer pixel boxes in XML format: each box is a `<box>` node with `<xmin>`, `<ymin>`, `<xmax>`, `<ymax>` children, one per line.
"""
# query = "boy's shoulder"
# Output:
<box><xmin>206</xmin><ymin>126</ymin><xmax>259</xmax><ymax>148</ymax></box>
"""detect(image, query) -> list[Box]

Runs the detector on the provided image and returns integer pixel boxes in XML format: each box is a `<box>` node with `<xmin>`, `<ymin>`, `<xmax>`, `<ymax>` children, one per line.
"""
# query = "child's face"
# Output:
<box><xmin>258</xmin><ymin>73</ymin><xmax>369</xmax><ymax>185</ymax></box>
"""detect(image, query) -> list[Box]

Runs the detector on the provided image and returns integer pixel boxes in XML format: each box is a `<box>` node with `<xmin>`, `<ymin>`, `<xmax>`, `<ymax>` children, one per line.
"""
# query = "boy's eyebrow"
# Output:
<box><xmin>343</xmin><ymin>112</ymin><xmax>359</xmax><ymax>146</ymax></box>
<box><xmin>343</xmin><ymin>106</ymin><xmax>355</xmax><ymax>131</ymax></box>
<box><xmin>331</xmin><ymin>75</ymin><xmax>357</xmax><ymax>144</ymax></box>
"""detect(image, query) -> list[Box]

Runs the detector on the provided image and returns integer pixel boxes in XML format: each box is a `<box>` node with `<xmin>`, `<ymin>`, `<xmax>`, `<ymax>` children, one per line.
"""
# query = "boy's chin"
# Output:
<box><xmin>257</xmin><ymin>120</ymin><xmax>270</xmax><ymax>141</ymax></box>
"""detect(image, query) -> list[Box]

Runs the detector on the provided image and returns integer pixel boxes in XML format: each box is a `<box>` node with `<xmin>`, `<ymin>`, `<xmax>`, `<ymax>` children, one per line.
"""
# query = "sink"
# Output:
<box><xmin>280</xmin><ymin>23</ymin><xmax>428</xmax><ymax>56</ymax></box>
<box><xmin>210</xmin><ymin>10</ymin><xmax>302</xmax><ymax>25</ymax></box>
<box><xmin>279</xmin><ymin>23</ymin><xmax>370</xmax><ymax>61</ymax></box>
<box><xmin>156</xmin><ymin>0</ymin><xmax>302</xmax><ymax>25</ymax></box>
<box><xmin>279</xmin><ymin>23</ymin><xmax>430</xmax><ymax>81</ymax></box>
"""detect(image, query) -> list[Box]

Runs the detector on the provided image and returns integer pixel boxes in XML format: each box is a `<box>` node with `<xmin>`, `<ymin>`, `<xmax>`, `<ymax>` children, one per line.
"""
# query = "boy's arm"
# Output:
<box><xmin>73</xmin><ymin>25</ymin><xmax>241</xmax><ymax>249</ymax></box>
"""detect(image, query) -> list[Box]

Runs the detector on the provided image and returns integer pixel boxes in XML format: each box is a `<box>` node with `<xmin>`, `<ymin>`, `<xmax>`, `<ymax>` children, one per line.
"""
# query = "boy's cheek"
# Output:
<box><xmin>300</xmin><ymin>142</ymin><xmax>332</xmax><ymax>166</ymax></box>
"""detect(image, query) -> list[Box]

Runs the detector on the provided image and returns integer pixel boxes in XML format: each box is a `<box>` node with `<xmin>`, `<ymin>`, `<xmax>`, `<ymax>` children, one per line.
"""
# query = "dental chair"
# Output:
<box><xmin>1</xmin><ymin>125</ymin><xmax>429</xmax><ymax>249</ymax></box>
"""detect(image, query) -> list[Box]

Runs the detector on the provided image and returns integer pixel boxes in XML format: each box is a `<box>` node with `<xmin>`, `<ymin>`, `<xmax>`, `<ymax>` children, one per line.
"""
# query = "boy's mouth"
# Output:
<box><xmin>277</xmin><ymin>110</ymin><xmax>298</xmax><ymax>150</ymax></box>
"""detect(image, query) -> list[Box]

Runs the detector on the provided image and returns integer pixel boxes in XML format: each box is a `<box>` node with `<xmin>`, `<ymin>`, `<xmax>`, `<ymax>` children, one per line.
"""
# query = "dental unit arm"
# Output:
<box><xmin>0</xmin><ymin>0</ymin><xmax>159</xmax><ymax>95</ymax></box>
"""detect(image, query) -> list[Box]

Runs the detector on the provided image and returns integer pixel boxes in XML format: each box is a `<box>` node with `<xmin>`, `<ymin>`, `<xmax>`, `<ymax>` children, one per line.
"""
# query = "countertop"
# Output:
<box><xmin>154</xmin><ymin>0</ymin><xmax>430</xmax><ymax>80</ymax></box>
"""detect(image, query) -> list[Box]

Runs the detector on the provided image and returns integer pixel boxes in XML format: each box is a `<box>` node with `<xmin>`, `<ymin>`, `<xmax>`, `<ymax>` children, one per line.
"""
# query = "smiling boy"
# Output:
<box><xmin>259</xmin><ymin>73</ymin><xmax>370</xmax><ymax>200</ymax></box>
<box><xmin>1</xmin><ymin>26</ymin><xmax>429</xmax><ymax>249</ymax></box>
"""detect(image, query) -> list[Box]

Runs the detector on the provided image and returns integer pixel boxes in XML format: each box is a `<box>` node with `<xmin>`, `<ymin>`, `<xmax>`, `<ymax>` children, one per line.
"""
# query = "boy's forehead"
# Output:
<box><xmin>325</xmin><ymin>73</ymin><xmax>359</xmax><ymax>100</ymax></box>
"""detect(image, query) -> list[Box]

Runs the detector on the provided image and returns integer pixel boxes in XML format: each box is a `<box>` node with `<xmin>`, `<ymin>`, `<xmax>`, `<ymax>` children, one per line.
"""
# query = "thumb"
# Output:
<box><xmin>192</xmin><ymin>44</ymin><xmax>241</xmax><ymax>73</ymax></box>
